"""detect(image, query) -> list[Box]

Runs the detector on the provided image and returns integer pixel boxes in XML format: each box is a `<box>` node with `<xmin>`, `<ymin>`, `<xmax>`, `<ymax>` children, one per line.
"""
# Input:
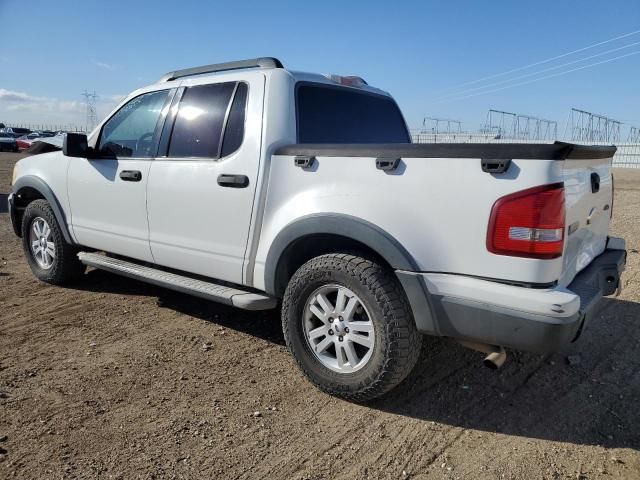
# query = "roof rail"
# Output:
<box><xmin>159</xmin><ymin>57</ymin><xmax>284</xmax><ymax>82</ymax></box>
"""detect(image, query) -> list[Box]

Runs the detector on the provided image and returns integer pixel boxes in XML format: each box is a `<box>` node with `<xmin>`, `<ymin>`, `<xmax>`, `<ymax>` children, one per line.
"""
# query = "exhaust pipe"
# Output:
<box><xmin>483</xmin><ymin>348</ymin><xmax>507</xmax><ymax>369</ymax></box>
<box><xmin>458</xmin><ymin>341</ymin><xmax>507</xmax><ymax>369</ymax></box>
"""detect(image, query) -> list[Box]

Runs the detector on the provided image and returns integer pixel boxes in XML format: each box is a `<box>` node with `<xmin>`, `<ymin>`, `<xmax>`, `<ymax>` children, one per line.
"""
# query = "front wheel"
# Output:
<box><xmin>21</xmin><ymin>199</ymin><xmax>86</xmax><ymax>285</ymax></box>
<box><xmin>282</xmin><ymin>253</ymin><xmax>422</xmax><ymax>401</ymax></box>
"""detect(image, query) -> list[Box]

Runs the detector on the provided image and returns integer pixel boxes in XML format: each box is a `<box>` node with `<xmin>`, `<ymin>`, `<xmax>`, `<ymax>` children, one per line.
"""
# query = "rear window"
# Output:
<box><xmin>296</xmin><ymin>83</ymin><xmax>410</xmax><ymax>144</ymax></box>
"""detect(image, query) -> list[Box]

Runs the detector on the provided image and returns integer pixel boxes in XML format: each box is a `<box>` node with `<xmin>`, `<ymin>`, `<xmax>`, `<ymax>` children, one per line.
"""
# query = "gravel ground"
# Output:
<box><xmin>0</xmin><ymin>152</ymin><xmax>639</xmax><ymax>479</ymax></box>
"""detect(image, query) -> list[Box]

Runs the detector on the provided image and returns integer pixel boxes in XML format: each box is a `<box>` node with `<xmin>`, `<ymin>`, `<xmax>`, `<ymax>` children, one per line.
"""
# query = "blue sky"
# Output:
<box><xmin>1</xmin><ymin>0</ymin><xmax>639</xmax><ymax>133</ymax></box>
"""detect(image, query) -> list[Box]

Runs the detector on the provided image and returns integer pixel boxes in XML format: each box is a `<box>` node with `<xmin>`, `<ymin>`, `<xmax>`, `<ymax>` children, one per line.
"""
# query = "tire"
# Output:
<box><xmin>21</xmin><ymin>199</ymin><xmax>86</xmax><ymax>284</ymax></box>
<box><xmin>282</xmin><ymin>253</ymin><xmax>422</xmax><ymax>401</ymax></box>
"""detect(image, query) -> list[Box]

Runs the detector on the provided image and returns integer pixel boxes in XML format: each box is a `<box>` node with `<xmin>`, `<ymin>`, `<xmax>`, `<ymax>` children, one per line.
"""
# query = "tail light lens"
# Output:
<box><xmin>487</xmin><ymin>183</ymin><xmax>565</xmax><ymax>259</ymax></box>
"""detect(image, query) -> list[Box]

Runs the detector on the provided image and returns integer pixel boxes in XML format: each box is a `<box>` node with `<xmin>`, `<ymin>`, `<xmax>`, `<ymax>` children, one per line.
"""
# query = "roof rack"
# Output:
<box><xmin>159</xmin><ymin>57</ymin><xmax>284</xmax><ymax>82</ymax></box>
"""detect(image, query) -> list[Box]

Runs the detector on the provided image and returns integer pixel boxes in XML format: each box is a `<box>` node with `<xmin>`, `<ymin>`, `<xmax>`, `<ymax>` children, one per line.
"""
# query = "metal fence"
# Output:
<box><xmin>409</xmin><ymin>130</ymin><xmax>640</xmax><ymax>168</ymax></box>
<box><xmin>2</xmin><ymin>120</ymin><xmax>638</xmax><ymax>167</ymax></box>
<box><xmin>1</xmin><ymin>122</ymin><xmax>86</xmax><ymax>133</ymax></box>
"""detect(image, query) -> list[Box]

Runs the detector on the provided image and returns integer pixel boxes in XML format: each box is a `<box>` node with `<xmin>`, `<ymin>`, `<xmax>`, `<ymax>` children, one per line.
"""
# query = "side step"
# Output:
<box><xmin>77</xmin><ymin>252</ymin><xmax>277</xmax><ymax>311</ymax></box>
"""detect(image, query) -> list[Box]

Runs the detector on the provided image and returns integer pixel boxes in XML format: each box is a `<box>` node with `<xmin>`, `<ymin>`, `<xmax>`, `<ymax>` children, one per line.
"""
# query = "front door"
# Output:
<box><xmin>147</xmin><ymin>72</ymin><xmax>264</xmax><ymax>284</ymax></box>
<box><xmin>68</xmin><ymin>89</ymin><xmax>173</xmax><ymax>262</ymax></box>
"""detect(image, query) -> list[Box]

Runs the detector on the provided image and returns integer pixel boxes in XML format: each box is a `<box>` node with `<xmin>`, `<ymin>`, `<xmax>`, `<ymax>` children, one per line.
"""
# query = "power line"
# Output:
<box><xmin>431</xmin><ymin>50</ymin><xmax>640</xmax><ymax>104</ymax></box>
<box><xmin>435</xmin><ymin>28</ymin><xmax>640</xmax><ymax>94</ymax></box>
<box><xmin>432</xmin><ymin>39</ymin><xmax>640</xmax><ymax>101</ymax></box>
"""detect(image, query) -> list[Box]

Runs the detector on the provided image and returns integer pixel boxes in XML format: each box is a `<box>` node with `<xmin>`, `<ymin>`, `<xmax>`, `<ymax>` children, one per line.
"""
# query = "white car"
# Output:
<box><xmin>8</xmin><ymin>57</ymin><xmax>627</xmax><ymax>400</ymax></box>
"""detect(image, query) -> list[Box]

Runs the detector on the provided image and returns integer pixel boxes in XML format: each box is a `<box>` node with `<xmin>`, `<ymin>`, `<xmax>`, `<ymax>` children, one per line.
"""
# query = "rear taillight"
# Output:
<box><xmin>487</xmin><ymin>183</ymin><xmax>565</xmax><ymax>259</ymax></box>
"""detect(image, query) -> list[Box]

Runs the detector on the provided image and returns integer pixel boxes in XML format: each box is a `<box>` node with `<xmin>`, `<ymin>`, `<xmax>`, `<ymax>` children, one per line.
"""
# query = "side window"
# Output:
<box><xmin>98</xmin><ymin>90</ymin><xmax>170</xmax><ymax>157</ymax></box>
<box><xmin>221</xmin><ymin>83</ymin><xmax>248</xmax><ymax>157</ymax></box>
<box><xmin>168</xmin><ymin>82</ymin><xmax>235</xmax><ymax>158</ymax></box>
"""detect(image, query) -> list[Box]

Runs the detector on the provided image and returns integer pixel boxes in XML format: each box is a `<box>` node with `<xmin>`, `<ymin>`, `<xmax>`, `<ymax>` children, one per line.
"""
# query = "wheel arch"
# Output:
<box><xmin>264</xmin><ymin>213</ymin><xmax>418</xmax><ymax>298</ymax></box>
<box><xmin>12</xmin><ymin>175</ymin><xmax>74</xmax><ymax>244</ymax></box>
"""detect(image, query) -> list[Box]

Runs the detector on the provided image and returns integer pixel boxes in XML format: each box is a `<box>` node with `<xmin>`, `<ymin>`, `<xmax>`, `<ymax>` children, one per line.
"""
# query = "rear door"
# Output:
<box><xmin>146</xmin><ymin>72</ymin><xmax>264</xmax><ymax>284</ymax></box>
<box><xmin>559</xmin><ymin>157</ymin><xmax>614</xmax><ymax>286</ymax></box>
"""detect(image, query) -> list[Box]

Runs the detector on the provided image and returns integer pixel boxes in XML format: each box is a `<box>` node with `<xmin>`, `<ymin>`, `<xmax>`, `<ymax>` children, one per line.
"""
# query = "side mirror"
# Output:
<box><xmin>63</xmin><ymin>133</ymin><xmax>90</xmax><ymax>158</ymax></box>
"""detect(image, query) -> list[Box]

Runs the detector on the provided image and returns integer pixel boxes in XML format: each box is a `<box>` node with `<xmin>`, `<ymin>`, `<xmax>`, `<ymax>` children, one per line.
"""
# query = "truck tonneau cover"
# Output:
<box><xmin>274</xmin><ymin>141</ymin><xmax>616</xmax><ymax>160</ymax></box>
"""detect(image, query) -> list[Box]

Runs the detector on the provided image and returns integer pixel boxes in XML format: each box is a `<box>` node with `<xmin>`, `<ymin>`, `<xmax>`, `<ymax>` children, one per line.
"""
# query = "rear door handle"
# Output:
<box><xmin>120</xmin><ymin>170</ymin><xmax>142</xmax><ymax>182</ymax></box>
<box><xmin>217</xmin><ymin>174</ymin><xmax>249</xmax><ymax>188</ymax></box>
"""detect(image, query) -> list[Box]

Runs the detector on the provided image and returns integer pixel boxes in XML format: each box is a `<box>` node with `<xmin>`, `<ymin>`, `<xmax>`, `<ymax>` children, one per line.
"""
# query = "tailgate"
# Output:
<box><xmin>559</xmin><ymin>156</ymin><xmax>614</xmax><ymax>287</ymax></box>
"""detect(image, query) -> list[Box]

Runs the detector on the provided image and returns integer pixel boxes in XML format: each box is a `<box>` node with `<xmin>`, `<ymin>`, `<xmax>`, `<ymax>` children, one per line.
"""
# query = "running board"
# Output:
<box><xmin>77</xmin><ymin>252</ymin><xmax>277</xmax><ymax>311</ymax></box>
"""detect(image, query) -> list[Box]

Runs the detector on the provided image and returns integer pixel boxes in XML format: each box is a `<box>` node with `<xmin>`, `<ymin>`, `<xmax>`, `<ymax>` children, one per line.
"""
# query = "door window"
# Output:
<box><xmin>166</xmin><ymin>82</ymin><xmax>248</xmax><ymax>159</ymax></box>
<box><xmin>221</xmin><ymin>83</ymin><xmax>248</xmax><ymax>157</ymax></box>
<box><xmin>98</xmin><ymin>90</ymin><xmax>170</xmax><ymax>157</ymax></box>
<box><xmin>168</xmin><ymin>83</ymin><xmax>236</xmax><ymax>158</ymax></box>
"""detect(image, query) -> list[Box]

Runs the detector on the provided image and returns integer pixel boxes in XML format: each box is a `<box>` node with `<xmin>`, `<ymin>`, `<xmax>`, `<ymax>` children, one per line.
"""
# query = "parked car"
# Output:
<box><xmin>7</xmin><ymin>57</ymin><xmax>627</xmax><ymax>400</ymax></box>
<box><xmin>0</xmin><ymin>132</ymin><xmax>19</xmax><ymax>152</ymax></box>
<box><xmin>3</xmin><ymin>127</ymin><xmax>31</xmax><ymax>138</ymax></box>
<box><xmin>33</xmin><ymin>130</ymin><xmax>56</xmax><ymax>138</ymax></box>
<box><xmin>15</xmin><ymin>133</ymin><xmax>42</xmax><ymax>150</ymax></box>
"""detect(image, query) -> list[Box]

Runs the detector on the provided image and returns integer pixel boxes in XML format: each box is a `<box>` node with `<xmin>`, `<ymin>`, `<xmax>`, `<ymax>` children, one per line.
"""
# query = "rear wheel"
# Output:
<box><xmin>282</xmin><ymin>253</ymin><xmax>421</xmax><ymax>401</ymax></box>
<box><xmin>21</xmin><ymin>199</ymin><xmax>85</xmax><ymax>284</ymax></box>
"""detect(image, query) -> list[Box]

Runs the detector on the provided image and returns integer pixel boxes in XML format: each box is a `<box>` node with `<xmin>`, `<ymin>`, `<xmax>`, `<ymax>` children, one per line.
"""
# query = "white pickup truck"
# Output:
<box><xmin>8</xmin><ymin>57</ymin><xmax>627</xmax><ymax>400</ymax></box>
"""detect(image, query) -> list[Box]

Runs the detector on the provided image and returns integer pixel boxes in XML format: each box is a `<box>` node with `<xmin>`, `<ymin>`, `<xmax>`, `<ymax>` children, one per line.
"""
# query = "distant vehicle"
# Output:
<box><xmin>3</xmin><ymin>127</ymin><xmax>31</xmax><ymax>138</ymax></box>
<box><xmin>0</xmin><ymin>132</ymin><xmax>19</xmax><ymax>152</ymax></box>
<box><xmin>11</xmin><ymin>132</ymin><xmax>66</xmax><ymax>152</ymax></box>
<box><xmin>33</xmin><ymin>130</ymin><xmax>56</xmax><ymax>138</ymax></box>
<box><xmin>7</xmin><ymin>57</ymin><xmax>627</xmax><ymax>400</ymax></box>
<box><xmin>16</xmin><ymin>133</ymin><xmax>44</xmax><ymax>150</ymax></box>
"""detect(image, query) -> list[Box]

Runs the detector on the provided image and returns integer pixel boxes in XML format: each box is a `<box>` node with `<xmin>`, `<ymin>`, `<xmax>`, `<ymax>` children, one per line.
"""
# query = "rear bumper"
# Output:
<box><xmin>397</xmin><ymin>238</ymin><xmax>627</xmax><ymax>353</ymax></box>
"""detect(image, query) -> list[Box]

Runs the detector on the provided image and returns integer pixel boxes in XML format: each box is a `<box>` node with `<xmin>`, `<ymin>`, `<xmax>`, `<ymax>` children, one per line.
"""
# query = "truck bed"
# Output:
<box><xmin>255</xmin><ymin>142</ymin><xmax>615</xmax><ymax>290</ymax></box>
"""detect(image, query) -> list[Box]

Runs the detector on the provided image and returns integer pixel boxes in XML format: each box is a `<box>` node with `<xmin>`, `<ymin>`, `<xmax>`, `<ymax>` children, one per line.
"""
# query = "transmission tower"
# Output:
<box><xmin>627</xmin><ymin>126</ymin><xmax>640</xmax><ymax>143</ymax></box>
<box><xmin>422</xmin><ymin>117</ymin><xmax>463</xmax><ymax>134</ymax></box>
<box><xmin>569</xmin><ymin>108</ymin><xmax>621</xmax><ymax>143</ymax></box>
<box><xmin>515</xmin><ymin>114</ymin><xmax>557</xmax><ymax>140</ymax></box>
<box><xmin>482</xmin><ymin>110</ymin><xmax>517</xmax><ymax>138</ymax></box>
<box><xmin>482</xmin><ymin>109</ymin><xmax>557</xmax><ymax>140</ymax></box>
<box><xmin>81</xmin><ymin>90</ymin><xmax>98</xmax><ymax>132</ymax></box>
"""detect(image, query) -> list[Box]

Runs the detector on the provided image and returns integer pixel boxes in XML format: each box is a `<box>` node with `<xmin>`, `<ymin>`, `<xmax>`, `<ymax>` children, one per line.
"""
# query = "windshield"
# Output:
<box><xmin>295</xmin><ymin>83</ymin><xmax>410</xmax><ymax>144</ymax></box>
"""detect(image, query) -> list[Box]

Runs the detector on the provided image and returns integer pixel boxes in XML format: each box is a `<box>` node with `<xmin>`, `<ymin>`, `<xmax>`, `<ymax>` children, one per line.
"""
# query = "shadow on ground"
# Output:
<box><xmin>72</xmin><ymin>269</ymin><xmax>640</xmax><ymax>450</ymax></box>
<box><xmin>72</xmin><ymin>269</ymin><xmax>285</xmax><ymax>345</ymax></box>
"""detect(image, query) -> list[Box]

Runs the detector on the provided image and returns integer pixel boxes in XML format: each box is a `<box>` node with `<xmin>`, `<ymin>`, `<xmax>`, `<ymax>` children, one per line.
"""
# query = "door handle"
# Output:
<box><xmin>590</xmin><ymin>172</ymin><xmax>600</xmax><ymax>193</ymax></box>
<box><xmin>120</xmin><ymin>170</ymin><xmax>142</xmax><ymax>182</ymax></box>
<box><xmin>217</xmin><ymin>174</ymin><xmax>249</xmax><ymax>188</ymax></box>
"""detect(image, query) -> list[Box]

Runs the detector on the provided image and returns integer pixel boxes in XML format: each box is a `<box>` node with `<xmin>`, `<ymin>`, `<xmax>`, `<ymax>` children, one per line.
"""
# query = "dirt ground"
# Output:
<box><xmin>0</xmin><ymin>152</ymin><xmax>639</xmax><ymax>480</ymax></box>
